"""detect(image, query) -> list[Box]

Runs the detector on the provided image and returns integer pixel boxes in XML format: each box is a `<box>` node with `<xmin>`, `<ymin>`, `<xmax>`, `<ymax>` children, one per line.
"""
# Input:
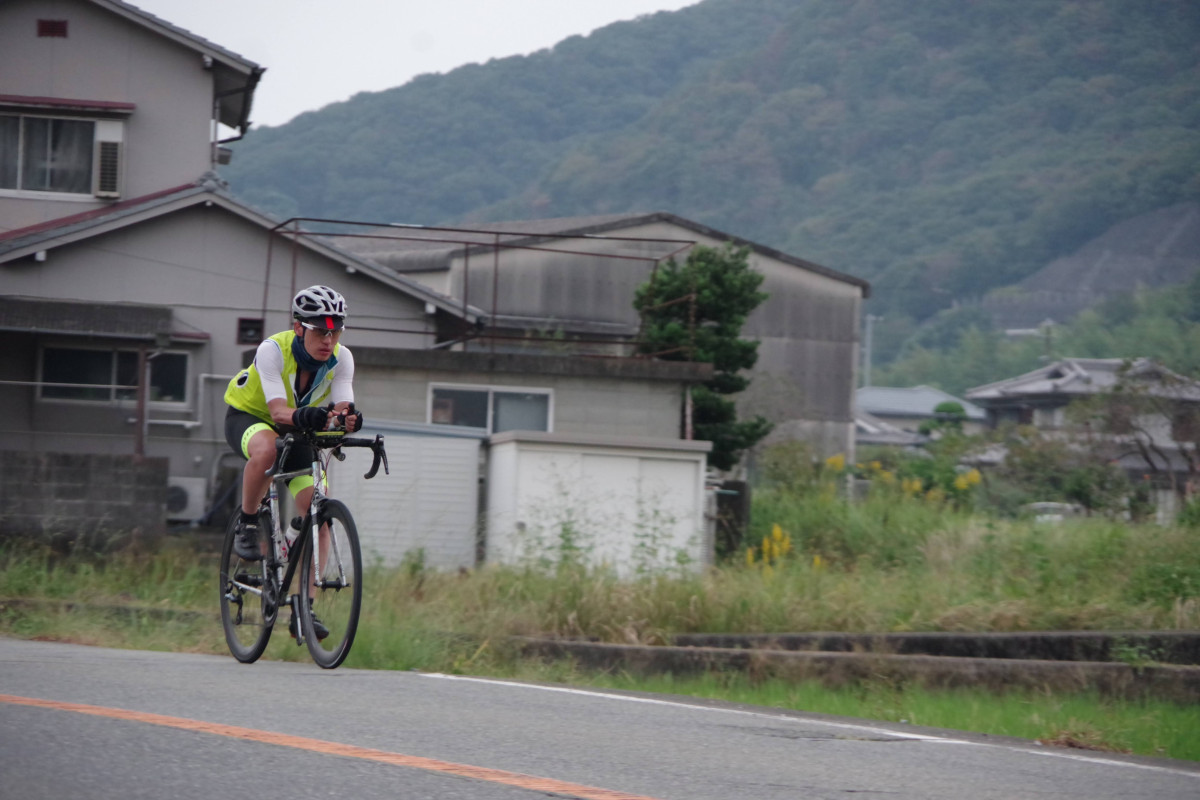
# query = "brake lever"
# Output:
<box><xmin>364</xmin><ymin>435</ymin><xmax>389</xmax><ymax>479</ymax></box>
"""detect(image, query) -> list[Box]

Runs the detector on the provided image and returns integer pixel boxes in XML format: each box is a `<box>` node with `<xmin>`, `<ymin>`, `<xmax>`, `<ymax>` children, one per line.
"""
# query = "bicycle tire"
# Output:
<box><xmin>297</xmin><ymin>499</ymin><xmax>362</xmax><ymax>669</ymax></box>
<box><xmin>219</xmin><ymin>511</ymin><xmax>275</xmax><ymax>663</ymax></box>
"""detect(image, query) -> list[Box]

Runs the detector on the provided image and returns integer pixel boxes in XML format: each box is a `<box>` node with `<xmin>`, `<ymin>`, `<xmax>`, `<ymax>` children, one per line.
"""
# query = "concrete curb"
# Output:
<box><xmin>516</xmin><ymin>638</ymin><xmax>1200</xmax><ymax>702</ymax></box>
<box><xmin>671</xmin><ymin>631</ymin><xmax>1200</xmax><ymax>665</ymax></box>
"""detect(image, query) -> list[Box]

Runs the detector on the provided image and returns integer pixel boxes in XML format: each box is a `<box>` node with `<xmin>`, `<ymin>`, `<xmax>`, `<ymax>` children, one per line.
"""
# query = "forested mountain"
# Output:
<box><xmin>225</xmin><ymin>0</ymin><xmax>1200</xmax><ymax>332</ymax></box>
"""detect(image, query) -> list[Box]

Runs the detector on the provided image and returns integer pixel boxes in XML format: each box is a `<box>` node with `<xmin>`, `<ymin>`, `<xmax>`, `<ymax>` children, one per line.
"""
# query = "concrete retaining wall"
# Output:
<box><xmin>0</xmin><ymin>450</ymin><xmax>167</xmax><ymax>551</ymax></box>
<box><xmin>671</xmin><ymin>632</ymin><xmax>1200</xmax><ymax>665</ymax></box>
<box><xmin>518</xmin><ymin>637</ymin><xmax>1200</xmax><ymax>703</ymax></box>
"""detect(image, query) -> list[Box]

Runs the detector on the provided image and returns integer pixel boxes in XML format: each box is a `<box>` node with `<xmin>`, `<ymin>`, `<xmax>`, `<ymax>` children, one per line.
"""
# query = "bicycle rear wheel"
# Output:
<box><xmin>219</xmin><ymin>511</ymin><xmax>275</xmax><ymax>663</ymax></box>
<box><xmin>297</xmin><ymin>499</ymin><xmax>362</xmax><ymax>669</ymax></box>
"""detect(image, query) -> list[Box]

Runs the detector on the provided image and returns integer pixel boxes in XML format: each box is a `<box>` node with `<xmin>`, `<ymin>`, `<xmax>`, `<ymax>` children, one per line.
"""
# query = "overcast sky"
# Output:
<box><xmin>130</xmin><ymin>0</ymin><xmax>701</xmax><ymax>128</ymax></box>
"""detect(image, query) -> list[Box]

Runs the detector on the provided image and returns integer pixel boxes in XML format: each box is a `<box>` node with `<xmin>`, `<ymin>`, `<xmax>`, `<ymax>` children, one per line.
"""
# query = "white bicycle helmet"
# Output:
<box><xmin>292</xmin><ymin>285</ymin><xmax>347</xmax><ymax>321</ymax></box>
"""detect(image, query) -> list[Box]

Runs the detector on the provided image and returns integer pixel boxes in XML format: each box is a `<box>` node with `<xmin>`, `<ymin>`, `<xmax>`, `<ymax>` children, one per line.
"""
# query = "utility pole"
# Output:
<box><xmin>862</xmin><ymin>314</ymin><xmax>880</xmax><ymax>387</ymax></box>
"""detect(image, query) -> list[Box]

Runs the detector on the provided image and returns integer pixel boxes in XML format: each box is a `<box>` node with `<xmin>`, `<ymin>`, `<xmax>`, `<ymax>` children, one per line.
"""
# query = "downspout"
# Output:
<box><xmin>684</xmin><ymin>385</ymin><xmax>693</xmax><ymax>441</ymax></box>
<box><xmin>135</xmin><ymin>347</ymin><xmax>149</xmax><ymax>457</ymax></box>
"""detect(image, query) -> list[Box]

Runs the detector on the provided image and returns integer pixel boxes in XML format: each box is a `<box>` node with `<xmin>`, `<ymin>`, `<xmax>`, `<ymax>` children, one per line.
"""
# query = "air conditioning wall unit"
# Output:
<box><xmin>166</xmin><ymin>476</ymin><xmax>208</xmax><ymax>522</ymax></box>
<box><xmin>93</xmin><ymin>120</ymin><xmax>124</xmax><ymax>198</ymax></box>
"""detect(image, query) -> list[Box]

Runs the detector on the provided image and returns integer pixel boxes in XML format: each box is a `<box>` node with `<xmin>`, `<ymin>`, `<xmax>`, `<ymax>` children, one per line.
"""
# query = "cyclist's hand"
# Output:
<box><xmin>334</xmin><ymin>402</ymin><xmax>363</xmax><ymax>432</ymax></box>
<box><xmin>292</xmin><ymin>405</ymin><xmax>329</xmax><ymax>430</ymax></box>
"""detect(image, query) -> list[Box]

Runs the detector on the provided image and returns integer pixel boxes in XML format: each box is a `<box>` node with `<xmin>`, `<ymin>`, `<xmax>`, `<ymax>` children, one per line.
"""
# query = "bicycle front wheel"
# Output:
<box><xmin>219</xmin><ymin>511</ymin><xmax>275</xmax><ymax>663</ymax></box>
<box><xmin>297</xmin><ymin>500</ymin><xmax>362</xmax><ymax>669</ymax></box>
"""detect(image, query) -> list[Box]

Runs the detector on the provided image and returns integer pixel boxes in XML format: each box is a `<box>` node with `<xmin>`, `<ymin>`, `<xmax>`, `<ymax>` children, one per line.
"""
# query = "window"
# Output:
<box><xmin>429</xmin><ymin>384</ymin><xmax>551</xmax><ymax>434</ymax></box>
<box><xmin>237</xmin><ymin>317</ymin><xmax>265</xmax><ymax>345</ymax></box>
<box><xmin>40</xmin><ymin>347</ymin><xmax>188</xmax><ymax>404</ymax></box>
<box><xmin>0</xmin><ymin>114</ymin><xmax>122</xmax><ymax>196</ymax></box>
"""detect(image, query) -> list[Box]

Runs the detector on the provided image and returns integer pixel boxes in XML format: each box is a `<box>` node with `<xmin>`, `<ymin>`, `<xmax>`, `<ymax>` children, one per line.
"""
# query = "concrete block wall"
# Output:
<box><xmin>0</xmin><ymin>451</ymin><xmax>168</xmax><ymax>551</ymax></box>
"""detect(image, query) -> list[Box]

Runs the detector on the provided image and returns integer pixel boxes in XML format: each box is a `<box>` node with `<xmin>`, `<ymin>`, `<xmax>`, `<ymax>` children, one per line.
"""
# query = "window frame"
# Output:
<box><xmin>0</xmin><ymin>112</ymin><xmax>123</xmax><ymax>199</ymax></box>
<box><xmin>37</xmin><ymin>344</ymin><xmax>190</xmax><ymax>408</ymax></box>
<box><xmin>426</xmin><ymin>382</ymin><xmax>554</xmax><ymax>434</ymax></box>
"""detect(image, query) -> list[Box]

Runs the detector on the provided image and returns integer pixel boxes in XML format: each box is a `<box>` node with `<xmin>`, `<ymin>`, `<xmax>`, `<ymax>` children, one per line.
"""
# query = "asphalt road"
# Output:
<box><xmin>2</xmin><ymin>638</ymin><xmax>1198</xmax><ymax>799</ymax></box>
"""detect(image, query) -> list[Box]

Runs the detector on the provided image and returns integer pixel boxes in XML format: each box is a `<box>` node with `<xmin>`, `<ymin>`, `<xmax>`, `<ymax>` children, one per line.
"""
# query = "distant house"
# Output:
<box><xmin>965</xmin><ymin>358</ymin><xmax>1200</xmax><ymax>433</ymax></box>
<box><xmin>855</xmin><ymin>385</ymin><xmax>986</xmax><ymax>437</ymax></box>
<box><xmin>966</xmin><ymin>358</ymin><xmax>1200</xmax><ymax>515</ymax></box>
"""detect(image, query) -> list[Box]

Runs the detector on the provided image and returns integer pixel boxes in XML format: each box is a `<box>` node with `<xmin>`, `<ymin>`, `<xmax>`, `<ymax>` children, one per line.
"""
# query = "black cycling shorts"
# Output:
<box><xmin>224</xmin><ymin>407</ymin><xmax>314</xmax><ymax>475</ymax></box>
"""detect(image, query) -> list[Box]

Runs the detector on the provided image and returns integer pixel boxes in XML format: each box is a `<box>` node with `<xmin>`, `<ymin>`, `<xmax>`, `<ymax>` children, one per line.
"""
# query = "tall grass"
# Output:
<box><xmin>3</xmin><ymin>505</ymin><xmax>1198</xmax><ymax>647</ymax></box>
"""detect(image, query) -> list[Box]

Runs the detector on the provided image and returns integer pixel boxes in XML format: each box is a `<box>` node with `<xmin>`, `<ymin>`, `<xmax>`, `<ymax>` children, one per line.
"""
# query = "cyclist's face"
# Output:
<box><xmin>294</xmin><ymin>321</ymin><xmax>341</xmax><ymax>362</ymax></box>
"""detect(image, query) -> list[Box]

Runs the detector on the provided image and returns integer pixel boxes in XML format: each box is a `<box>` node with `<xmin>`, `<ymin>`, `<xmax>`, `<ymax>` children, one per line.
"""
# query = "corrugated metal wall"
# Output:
<box><xmin>442</xmin><ymin>221</ymin><xmax>862</xmax><ymax>441</ymax></box>
<box><xmin>328</xmin><ymin>423</ymin><xmax>483</xmax><ymax>569</ymax></box>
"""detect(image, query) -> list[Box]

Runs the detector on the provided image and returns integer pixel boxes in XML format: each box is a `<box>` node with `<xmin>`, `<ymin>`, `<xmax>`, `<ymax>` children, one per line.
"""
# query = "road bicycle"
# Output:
<box><xmin>219</xmin><ymin>413</ymin><xmax>388</xmax><ymax>668</ymax></box>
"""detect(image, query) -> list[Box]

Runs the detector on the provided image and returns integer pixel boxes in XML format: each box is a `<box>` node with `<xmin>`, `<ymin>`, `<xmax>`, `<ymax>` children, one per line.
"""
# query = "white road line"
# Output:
<box><xmin>420</xmin><ymin>672</ymin><xmax>1200</xmax><ymax>779</ymax></box>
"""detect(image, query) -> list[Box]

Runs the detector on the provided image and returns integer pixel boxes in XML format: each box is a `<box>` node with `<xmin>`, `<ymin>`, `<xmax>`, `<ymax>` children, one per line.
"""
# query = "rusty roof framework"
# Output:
<box><xmin>267</xmin><ymin>217</ymin><xmax>702</xmax><ymax>360</ymax></box>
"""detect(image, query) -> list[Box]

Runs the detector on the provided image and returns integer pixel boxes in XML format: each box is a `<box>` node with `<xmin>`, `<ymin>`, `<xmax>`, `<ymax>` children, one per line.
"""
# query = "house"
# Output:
<box><xmin>855</xmin><ymin>385</ymin><xmax>986</xmax><ymax>437</ymax></box>
<box><xmin>338</xmin><ymin>213</ymin><xmax>871</xmax><ymax>460</ymax></box>
<box><xmin>0</xmin><ymin>0</ymin><xmax>714</xmax><ymax>572</ymax></box>
<box><xmin>1</xmin><ymin>0</ymin><xmax>261</xmax><ymax>233</ymax></box>
<box><xmin>966</xmin><ymin>358</ymin><xmax>1200</xmax><ymax>518</ymax></box>
<box><xmin>965</xmin><ymin>358</ymin><xmax>1200</xmax><ymax>433</ymax></box>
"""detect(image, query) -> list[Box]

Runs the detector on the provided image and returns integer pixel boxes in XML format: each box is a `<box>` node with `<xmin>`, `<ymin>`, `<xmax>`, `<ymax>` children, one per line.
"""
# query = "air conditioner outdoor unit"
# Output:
<box><xmin>93</xmin><ymin>140</ymin><xmax>122</xmax><ymax>198</ymax></box>
<box><xmin>166</xmin><ymin>477</ymin><xmax>208</xmax><ymax>522</ymax></box>
<box><xmin>93</xmin><ymin>120</ymin><xmax>124</xmax><ymax>198</ymax></box>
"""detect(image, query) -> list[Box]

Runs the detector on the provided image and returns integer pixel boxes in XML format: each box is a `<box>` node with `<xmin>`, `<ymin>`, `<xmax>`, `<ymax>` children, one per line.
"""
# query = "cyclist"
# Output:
<box><xmin>223</xmin><ymin>285</ymin><xmax>364</xmax><ymax>635</ymax></box>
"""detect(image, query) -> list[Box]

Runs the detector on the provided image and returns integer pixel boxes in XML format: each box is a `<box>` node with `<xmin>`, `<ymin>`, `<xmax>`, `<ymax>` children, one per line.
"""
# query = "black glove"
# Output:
<box><xmin>292</xmin><ymin>406</ymin><xmax>328</xmax><ymax>430</ymax></box>
<box><xmin>336</xmin><ymin>402</ymin><xmax>363</xmax><ymax>432</ymax></box>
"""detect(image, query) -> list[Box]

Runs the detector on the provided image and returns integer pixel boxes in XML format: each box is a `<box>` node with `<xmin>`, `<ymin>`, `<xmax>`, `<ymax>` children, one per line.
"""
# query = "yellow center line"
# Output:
<box><xmin>0</xmin><ymin>693</ymin><xmax>662</xmax><ymax>800</ymax></box>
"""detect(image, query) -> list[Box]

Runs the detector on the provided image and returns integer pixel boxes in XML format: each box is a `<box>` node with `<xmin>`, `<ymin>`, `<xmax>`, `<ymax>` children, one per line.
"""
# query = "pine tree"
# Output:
<box><xmin>634</xmin><ymin>244</ymin><xmax>772</xmax><ymax>470</ymax></box>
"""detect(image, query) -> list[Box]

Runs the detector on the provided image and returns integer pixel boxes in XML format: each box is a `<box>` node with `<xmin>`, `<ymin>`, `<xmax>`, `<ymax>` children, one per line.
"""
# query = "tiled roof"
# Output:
<box><xmin>965</xmin><ymin>358</ymin><xmax>1200</xmax><ymax>402</ymax></box>
<box><xmin>856</xmin><ymin>385</ymin><xmax>985</xmax><ymax>420</ymax></box>
<box><xmin>0</xmin><ymin>176</ymin><xmax>481</xmax><ymax>322</ymax></box>
<box><xmin>0</xmin><ymin>297</ymin><xmax>174</xmax><ymax>339</ymax></box>
<box><xmin>0</xmin><ymin>183</ymin><xmax>201</xmax><ymax>249</ymax></box>
<box><xmin>98</xmin><ymin>0</ymin><xmax>260</xmax><ymax>72</ymax></box>
<box><xmin>854</xmin><ymin>410</ymin><xmax>927</xmax><ymax>446</ymax></box>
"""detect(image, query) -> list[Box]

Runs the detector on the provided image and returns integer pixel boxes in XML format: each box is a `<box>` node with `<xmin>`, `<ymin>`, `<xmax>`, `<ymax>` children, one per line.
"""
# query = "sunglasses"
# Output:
<box><xmin>299</xmin><ymin>321</ymin><xmax>345</xmax><ymax>339</ymax></box>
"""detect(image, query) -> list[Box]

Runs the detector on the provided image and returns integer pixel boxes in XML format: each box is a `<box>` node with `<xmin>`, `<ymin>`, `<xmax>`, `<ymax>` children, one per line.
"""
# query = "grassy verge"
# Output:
<box><xmin>3</xmin><ymin>510</ymin><xmax>1199</xmax><ymax>761</ymax></box>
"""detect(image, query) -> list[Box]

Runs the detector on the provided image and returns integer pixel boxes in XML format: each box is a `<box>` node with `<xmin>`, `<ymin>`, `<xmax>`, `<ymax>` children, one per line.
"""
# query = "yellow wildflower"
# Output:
<box><xmin>825</xmin><ymin>453</ymin><xmax>846</xmax><ymax>472</ymax></box>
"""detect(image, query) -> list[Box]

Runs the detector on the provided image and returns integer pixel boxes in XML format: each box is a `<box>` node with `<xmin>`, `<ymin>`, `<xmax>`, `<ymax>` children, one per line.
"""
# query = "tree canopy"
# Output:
<box><xmin>634</xmin><ymin>245</ymin><xmax>771</xmax><ymax>471</ymax></box>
